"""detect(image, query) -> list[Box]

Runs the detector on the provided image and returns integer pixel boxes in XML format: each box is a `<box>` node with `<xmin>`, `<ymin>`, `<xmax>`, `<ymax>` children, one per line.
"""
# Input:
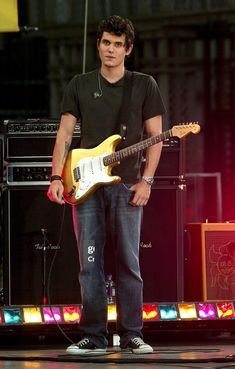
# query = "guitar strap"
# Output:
<box><xmin>115</xmin><ymin>70</ymin><xmax>133</xmax><ymax>141</ymax></box>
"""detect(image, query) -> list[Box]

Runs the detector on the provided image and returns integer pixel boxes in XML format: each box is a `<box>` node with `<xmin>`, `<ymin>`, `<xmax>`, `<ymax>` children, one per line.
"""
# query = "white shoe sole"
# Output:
<box><xmin>132</xmin><ymin>348</ymin><xmax>153</xmax><ymax>354</ymax></box>
<box><xmin>122</xmin><ymin>346</ymin><xmax>153</xmax><ymax>354</ymax></box>
<box><xmin>66</xmin><ymin>347</ymin><xmax>107</xmax><ymax>356</ymax></box>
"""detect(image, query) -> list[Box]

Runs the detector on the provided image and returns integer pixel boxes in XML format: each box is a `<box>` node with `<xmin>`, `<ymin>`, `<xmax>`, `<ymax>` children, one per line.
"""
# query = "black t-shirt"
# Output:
<box><xmin>61</xmin><ymin>69</ymin><xmax>166</xmax><ymax>182</ymax></box>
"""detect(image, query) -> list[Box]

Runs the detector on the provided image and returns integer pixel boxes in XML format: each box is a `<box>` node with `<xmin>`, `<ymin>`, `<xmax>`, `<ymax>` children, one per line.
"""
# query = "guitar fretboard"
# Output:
<box><xmin>103</xmin><ymin>129</ymin><xmax>172</xmax><ymax>166</ymax></box>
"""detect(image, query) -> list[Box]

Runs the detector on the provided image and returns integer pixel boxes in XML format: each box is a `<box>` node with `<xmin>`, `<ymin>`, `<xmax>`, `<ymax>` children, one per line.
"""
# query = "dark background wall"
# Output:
<box><xmin>1</xmin><ymin>0</ymin><xmax>235</xmax><ymax>221</ymax></box>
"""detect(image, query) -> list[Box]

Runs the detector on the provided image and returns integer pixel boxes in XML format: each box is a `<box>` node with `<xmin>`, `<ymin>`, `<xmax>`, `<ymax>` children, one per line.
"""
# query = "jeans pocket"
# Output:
<box><xmin>121</xmin><ymin>183</ymin><xmax>134</xmax><ymax>193</ymax></box>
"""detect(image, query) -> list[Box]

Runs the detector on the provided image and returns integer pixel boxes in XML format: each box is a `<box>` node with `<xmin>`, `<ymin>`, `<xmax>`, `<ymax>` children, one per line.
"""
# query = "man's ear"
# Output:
<box><xmin>126</xmin><ymin>44</ymin><xmax>133</xmax><ymax>57</ymax></box>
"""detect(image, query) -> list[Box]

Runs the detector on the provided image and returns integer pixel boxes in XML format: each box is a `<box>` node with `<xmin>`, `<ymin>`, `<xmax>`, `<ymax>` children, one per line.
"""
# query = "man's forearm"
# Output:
<box><xmin>52</xmin><ymin>133</ymin><xmax>72</xmax><ymax>176</ymax></box>
<box><xmin>143</xmin><ymin>142</ymin><xmax>163</xmax><ymax>178</ymax></box>
<box><xmin>51</xmin><ymin>113</ymin><xmax>77</xmax><ymax>176</ymax></box>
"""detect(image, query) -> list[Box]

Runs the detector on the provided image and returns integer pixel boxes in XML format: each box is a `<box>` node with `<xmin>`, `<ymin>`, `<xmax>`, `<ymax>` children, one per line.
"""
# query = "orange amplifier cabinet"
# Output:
<box><xmin>184</xmin><ymin>223</ymin><xmax>235</xmax><ymax>301</ymax></box>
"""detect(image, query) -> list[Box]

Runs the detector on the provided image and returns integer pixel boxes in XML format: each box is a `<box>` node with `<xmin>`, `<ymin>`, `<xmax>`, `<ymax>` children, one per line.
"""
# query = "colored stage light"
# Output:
<box><xmin>3</xmin><ymin>307</ymin><xmax>22</xmax><ymax>324</ymax></box>
<box><xmin>42</xmin><ymin>307</ymin><xmax>62</xmax><ymax>323</ymax></box>
<box><xmin>178</xmin><ymin>303</ymin><xmax>197</xmax><ymax>319</ymax></box>
<box><xmin>143</xmin><ymin>304</ymin><xmax>159</xmax><ymax>320</ymax></box>
<box><xmin>159</xmin><ymin>304</ymin><xmax>178</xmax><ymax>320</ymax></box>
<box><xmin>63</xmin><ymin>306</ymin><xmax>81</xmax><ymax>322</ymax></box>
<box><xmin>108</xmin><ymin>304</ymin><xmax>117</xmax><ymax>321</ymax></box>
<box><xmin>216</xmin><ymin>302</ymin><xmax>235</xmax><ymax>318</ymax></box>
<box><xmin>23</xmin><ymin>307</ymin><xmax>42</xmax><ymax>323</ymax></box>
<box><xmin>197</xmin><ymin>303</ymin><xmax>217</xmax><ymax>319</ymax></box>
<box><xmin>24</xmin><ymin>364</ymin><xmax>42</xmax><ymax>368</ymax></box>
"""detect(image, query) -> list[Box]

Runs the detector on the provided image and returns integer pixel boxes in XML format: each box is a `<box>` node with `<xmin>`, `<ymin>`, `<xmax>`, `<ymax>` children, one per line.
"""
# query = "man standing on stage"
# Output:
<box><xmin>47</xmin><ymin>15</ymin><xmax>166</xmax><ymax>355</ymax></box>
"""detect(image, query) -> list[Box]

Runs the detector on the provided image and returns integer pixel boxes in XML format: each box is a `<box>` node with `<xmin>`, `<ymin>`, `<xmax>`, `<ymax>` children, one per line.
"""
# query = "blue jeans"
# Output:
<box><xmin>72</xmin><ymin>183</ymin><xmax>143</xmax><ymax>348</ymax></box>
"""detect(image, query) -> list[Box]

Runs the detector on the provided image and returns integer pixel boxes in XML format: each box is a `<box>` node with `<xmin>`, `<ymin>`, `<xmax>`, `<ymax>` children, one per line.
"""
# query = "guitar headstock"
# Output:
<box><xmin>171</xmin><ymin>122</ymin><xmax>200</xmax><ymax>138</ymax></box>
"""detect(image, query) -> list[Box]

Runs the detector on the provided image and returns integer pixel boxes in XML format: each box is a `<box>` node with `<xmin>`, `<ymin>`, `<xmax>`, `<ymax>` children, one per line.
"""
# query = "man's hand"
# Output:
<box><xmin>129</xmin><ymin>180</ymin><xmax>151</xmax><ymax>207</ymax></box>
<box><xmin>47</xmin><ymin>180</ymin><xmax>65</xmax><ymax>205</ymax></box>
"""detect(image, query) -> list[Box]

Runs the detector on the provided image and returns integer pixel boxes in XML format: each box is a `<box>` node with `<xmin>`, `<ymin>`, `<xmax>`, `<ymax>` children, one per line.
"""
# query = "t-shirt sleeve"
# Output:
<box><xmin>60</xmin><ymin>75</ymin><xmax>80</xmax><ymax>119</ymax></box>
<box><xmin>142</xmin><ymin>75</ymin><xmax>166</xmax><ymax>121</ymax></box>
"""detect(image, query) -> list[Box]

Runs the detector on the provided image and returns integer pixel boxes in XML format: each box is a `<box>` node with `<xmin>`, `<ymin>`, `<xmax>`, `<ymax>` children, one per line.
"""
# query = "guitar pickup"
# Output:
<box><xmin>73</xmin><ymin>166</ymin><xmax>80</xmax><ymax>182</ymax></box>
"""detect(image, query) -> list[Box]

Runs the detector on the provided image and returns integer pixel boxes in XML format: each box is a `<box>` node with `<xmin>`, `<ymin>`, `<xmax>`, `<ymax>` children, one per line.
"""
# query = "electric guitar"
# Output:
<box><xmin>62</xmin><ymin>122</ymin><xmax>200</xmax><ymax>205</ymax></box>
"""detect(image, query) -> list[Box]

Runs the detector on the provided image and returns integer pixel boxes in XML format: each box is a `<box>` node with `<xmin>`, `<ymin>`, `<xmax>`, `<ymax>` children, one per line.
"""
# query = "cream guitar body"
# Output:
<box><xmin>62</xmin><ymin>123</ymin><xmax>200</xmax><ymax>205</ymax></box>
<box><xmin>63</xmin><ymin>135</ymin><xmax>122</xmax><ymax>205</ymax></box>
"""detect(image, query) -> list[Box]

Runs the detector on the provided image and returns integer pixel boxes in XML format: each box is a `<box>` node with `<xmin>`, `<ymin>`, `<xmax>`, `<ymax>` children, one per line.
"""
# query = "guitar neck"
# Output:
<box><xmin>103</xmin><ymin>129</ymin><xmax>172</xmax><ymax>166</ymax></box>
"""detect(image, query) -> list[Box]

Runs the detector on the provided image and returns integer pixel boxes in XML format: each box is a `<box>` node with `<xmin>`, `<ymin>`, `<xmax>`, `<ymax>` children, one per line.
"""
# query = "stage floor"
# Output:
<box><xmin>1</xmin><ymin>338</ymin><xmax>235</xmax><ymax>369</ymax></box>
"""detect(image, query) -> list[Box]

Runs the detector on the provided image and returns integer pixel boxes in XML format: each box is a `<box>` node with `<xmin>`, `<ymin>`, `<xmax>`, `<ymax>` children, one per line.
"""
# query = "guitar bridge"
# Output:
<box><xmin>73</xmin><ymin>166</ymin><xmax>80</xmax><ymax>182</ymax></box>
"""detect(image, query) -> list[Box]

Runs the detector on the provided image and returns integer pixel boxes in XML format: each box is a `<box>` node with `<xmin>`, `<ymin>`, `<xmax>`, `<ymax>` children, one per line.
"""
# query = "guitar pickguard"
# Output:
<box><xmin>74</xmin><ymin>153</ymin><xmax>112</xmax><ymax>200</ymax></box>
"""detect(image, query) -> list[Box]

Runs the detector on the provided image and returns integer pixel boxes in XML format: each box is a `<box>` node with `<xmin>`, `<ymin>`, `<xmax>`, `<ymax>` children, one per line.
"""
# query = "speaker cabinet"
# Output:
<box><xmin>185</xmin><ymin>223</ymin><xmax>235</xmax><ymax>301</ymax></box>
<box><xmin>4</xmin><ymin>187</ymin><xmax>80</xmax><ymax>305</ymax></box>
<box><xmin>185</xmin><ymin>173</ymin><xmax>222</xmax><ymax>223</ymax></box>
<box><xmin>140</xmin><ymin>184</ymin><xmax>185</xmax><ymax>302</ymax></box>
<box><xmin>0</xmin><ymin>136</ymin><xmax>3</xmax><ymax>183</ymax></box>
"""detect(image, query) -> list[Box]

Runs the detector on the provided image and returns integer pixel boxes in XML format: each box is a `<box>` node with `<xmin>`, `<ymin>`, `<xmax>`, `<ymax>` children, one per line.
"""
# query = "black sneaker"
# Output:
<box><xmin>125</xmin><ymin>337</ymin><xmax>153</xmax><ymax>354</ymax></box>
<box><xmin>66</xmin><ymin>337</ymin><xmax>107</xmax><ymax>355</ymax></box>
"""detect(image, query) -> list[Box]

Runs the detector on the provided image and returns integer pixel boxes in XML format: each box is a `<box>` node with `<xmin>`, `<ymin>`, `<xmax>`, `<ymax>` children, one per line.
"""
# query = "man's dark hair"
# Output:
<box><xmin>97</xmin><ymin>15</ymin><xmax>135</xmax><ymax>50</ymax></box>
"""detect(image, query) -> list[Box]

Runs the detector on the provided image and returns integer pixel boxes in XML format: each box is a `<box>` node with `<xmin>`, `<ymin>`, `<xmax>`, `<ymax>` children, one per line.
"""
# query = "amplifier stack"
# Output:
<box><xmin>2</xmin><ymin>119</ymin><xmax>81</xmax><ymax>305</ymax></box>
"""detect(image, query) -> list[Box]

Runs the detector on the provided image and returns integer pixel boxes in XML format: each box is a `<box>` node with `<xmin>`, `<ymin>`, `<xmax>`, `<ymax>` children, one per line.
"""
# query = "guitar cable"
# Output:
<box><xmin>45</xmin><ymin>203</ymin><xmax>76</xmax><ymax>344</ymax></box>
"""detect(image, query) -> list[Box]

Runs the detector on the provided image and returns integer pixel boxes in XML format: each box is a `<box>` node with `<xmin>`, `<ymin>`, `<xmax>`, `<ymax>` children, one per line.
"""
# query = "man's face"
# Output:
<box><xmin>97</xmin><ymin>32</ymin><xmax>133</xmax><ymax>69</ymax></box>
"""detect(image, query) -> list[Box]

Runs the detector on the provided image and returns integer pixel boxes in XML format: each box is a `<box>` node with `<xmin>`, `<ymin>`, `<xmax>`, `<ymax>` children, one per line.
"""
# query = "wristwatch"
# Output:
<box><xmin>142</xmin><ymin>175</ymin><xmax>154</xmax><ymax>186</ymax></box>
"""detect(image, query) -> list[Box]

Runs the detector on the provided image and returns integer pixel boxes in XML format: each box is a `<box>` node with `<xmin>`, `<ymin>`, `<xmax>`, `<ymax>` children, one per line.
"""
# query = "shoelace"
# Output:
<box><xmin>131</xmin><ymin>337</ymin><xmax>145</xmax><ymax>346</ymax></box>
<box><xmin>78</xmin><ymin>338</ymin><xmax>90</xmax><ymax>347</ymax></box>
